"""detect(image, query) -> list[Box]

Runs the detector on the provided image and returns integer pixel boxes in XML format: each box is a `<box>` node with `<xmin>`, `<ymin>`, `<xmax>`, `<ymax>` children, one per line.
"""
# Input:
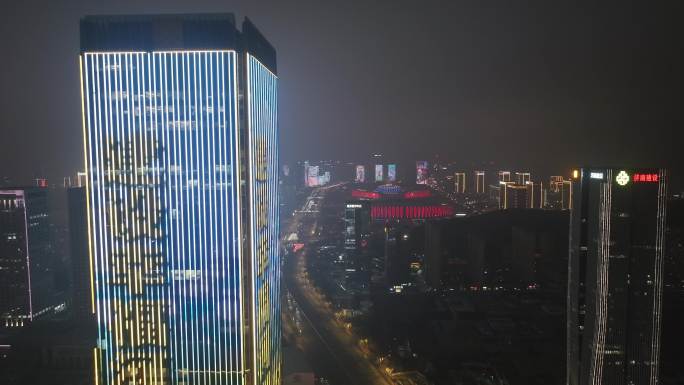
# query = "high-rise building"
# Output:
<box><xmin>80</xmin><ymin>14</ymin><xmax>280</xmax><ymax>385</ymax></box>
<box><xmin>567</xmin><ymin>168</ymin><xmax>667</xmax><ymax>385</ymax></box>
<box><xmin>0</xmin><ymin>188</ymin><xmax>59</xmax><ymax>328</ymax></box>
<box><xmin>344</xmin><ymin>202</ymin><xmax>369</xmax><ymax>252</ymax></box>
<box><xmin>498</xmin><ymin>171</ymin><xmax>511</xmax><ymax>182</ymax></box>
<box><xmin>474</xmin><ymin>171</ymin><xmax>485</xmax><ymax>194</ymax></box>
<box><xmin>515</xmin><ymin>172</ymin><xmax>531</xmax><ymax>185</ymax></box>
<box><xmin>526</xmin><ymin>181</ymin><xmax>544</xmax><ymax>209</ymax></box>
<box><xmin>545</xmin><ymin>177</ymin><xmax>573</xmax><ymax>210</ymax></box>
<box><xmin>499</xmin><ymin>183</ymin><xmax>528</xmax><ymax>209</ymax></box>
<box><xmin>454</xmin><ymin>172</ymin><xmax>466</xmax><ymax>194</ymax></box>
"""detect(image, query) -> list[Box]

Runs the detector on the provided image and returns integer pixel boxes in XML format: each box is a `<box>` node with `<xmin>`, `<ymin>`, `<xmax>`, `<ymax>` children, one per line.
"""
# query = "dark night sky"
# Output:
<box><xmin>1</xmin><ymin>1</ymin><xmax>681</xmax><ymax>188</ymax></box>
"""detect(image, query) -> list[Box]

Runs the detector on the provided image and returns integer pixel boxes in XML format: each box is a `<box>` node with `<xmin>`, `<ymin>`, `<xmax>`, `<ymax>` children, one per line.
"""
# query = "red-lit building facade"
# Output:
<box><xmin>350</xmin><ymin>185</ymin><xmax>455</xmax><ymax>221</ymax></box>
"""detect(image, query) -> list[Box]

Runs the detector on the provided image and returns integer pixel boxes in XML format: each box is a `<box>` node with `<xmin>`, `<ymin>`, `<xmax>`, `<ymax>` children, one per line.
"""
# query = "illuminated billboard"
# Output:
<box><xmin>416</xmin><ymin>161</ymin><xmax>429</xmax><ymax>184</ymax></box>
<box><xmin>371</xmin><ymin>204</ymin><xmax>454</xmax><ymax>219</ymax></box>
<box><xmin>308</xmin><ymin>165</ymin><xmax>319</xmax><ymax>187</ymax></box>
<box><xmin>375</xmin><ymin>164</ymin><xmax>383</xmax><ymax>182</ymax></box>
<box><xmin>355</xmin><ymin>165</ymin><xmax>365</xmax><ymax>183</ymax></box>
<box><xmin>320</xmin><ymin>171</ymin><xmax>331</xmax><ymax>185</ymax></box>
<box><xmin>387</xmin><ymin>164</ymin><xmax>397</xmax><ymax>182</ymax></box>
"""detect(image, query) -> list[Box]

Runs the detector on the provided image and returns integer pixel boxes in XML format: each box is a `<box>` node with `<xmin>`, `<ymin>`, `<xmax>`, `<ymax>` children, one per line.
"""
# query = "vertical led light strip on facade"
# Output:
<box><xmin>83</xmin><ymin>51</ymin><xmax>167</xmax><ymax>385</ymax></box>
<box><xmin>589</xmin><ymin>171</ymin><xmax>612</xmax><ymax>385</ymax></box>
<box><xmin>82</xmin><ymin>50</ymin><xmax>248</xmax><ymax>385</ymax></box>
<box><xmin>155</xmin><ymin>50</ymin><xmax>245</xmax><ymax>384</ymax></box>
<box><xmin>246</xmin><ymin>54</ymin><xmax>280</xmax><ymax>385</ymax></box>
<box><xmin>650</xmin><ymin>169</ymin><xmax>667</xmax><ymax>385</ymax></box>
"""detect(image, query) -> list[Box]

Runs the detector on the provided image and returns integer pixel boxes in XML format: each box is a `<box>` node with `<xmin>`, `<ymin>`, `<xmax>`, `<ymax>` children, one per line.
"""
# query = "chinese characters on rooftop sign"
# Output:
<box><xmin>633</xmin><ymin>173</ymin><xmax>659</xmax><ymax>183</ymax></box>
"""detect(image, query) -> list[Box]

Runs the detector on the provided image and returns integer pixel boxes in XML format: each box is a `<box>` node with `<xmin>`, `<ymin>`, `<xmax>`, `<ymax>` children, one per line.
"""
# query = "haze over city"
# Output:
<box><xmin>1</xmin><ymin>0</ymin><xmax>681</xmax><ymax>187</ymax></box>
<box><xmin>0</xmin><ymin>2</ymin><xmax>682</xmax><ymax>385</ymax></box>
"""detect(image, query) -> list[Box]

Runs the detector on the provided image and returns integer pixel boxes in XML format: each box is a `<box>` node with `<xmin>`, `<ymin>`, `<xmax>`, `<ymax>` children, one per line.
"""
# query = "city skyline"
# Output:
<box><xmin>0</xmin><ymin>3</ymin><xmax>682</xmax><ymax>385</ymax></box>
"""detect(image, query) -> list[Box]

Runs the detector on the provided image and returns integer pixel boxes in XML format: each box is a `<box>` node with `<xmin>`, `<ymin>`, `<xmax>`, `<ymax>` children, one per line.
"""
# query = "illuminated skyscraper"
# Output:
<box><xmin>474</xmin><ymin>171</ymin><xmax>485</xmax><ymax>194</ymax></box>
<box><xmin>498</xmin><ymin>170</ymin><xmax>511</xmax><ymax>182</ymax></box>
<box><xmin>454</xmin><ymin>172</ymin><xmax>466</xmax><ymax>194</ymax></box>
<box><xmin>80</xmin><ymin>14</ymin><xmax>280</xmax><ymax>385</ymax></box>
<box><xmin>567</xmin><ymin>168</ymin><xmax>667</xmax><ymax>385</ymax></box>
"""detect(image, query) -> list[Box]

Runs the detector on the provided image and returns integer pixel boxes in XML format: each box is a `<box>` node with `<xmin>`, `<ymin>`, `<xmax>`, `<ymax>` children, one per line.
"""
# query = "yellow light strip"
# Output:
<box><xmin>79</xmin><ymin>55</ymin><xmax>96</xmax><ymax>314</ymax></box>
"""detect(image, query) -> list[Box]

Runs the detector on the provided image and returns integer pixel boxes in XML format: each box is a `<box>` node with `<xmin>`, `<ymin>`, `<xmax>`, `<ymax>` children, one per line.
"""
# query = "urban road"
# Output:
<box><xmin>282</xmin><ymin>185</ymin><xmax>392</xmax><ymax>385</ymax></box>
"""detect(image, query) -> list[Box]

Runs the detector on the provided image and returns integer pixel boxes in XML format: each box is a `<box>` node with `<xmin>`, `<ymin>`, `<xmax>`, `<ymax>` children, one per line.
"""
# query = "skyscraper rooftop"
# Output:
<box><xmin>80</xmin><ymin>13</ymin><xmax>276</xmax><ymax>73</ymax></box>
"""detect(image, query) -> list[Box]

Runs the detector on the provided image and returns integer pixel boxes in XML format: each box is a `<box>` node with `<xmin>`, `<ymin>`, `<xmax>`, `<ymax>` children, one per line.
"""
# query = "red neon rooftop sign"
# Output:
<box><xmin>371</xmin><ymin>205</ymin><xmax>453</xmax><ymax>219</ymax></box>
<box><xmin>632</xmin><ymin>173</ymin><xmax>659</xmax><ymax>183</ymax></box>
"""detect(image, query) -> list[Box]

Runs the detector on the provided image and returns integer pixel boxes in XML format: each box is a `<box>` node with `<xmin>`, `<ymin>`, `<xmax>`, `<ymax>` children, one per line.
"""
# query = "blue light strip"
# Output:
<box><xmin>246</xmin><ymin>54</ymin><xmax>280</xmax><ymax>385</ymax></box>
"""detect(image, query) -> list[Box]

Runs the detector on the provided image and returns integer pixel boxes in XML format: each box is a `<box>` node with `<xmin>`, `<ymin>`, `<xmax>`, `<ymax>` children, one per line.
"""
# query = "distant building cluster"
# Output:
<box><xmin>294</xmin><ymin>161</ymin><xmax>674</xmax><ymax>385</ymax></box>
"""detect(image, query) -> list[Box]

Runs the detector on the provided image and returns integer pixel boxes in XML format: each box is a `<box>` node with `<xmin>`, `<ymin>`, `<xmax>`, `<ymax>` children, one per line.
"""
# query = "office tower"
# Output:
<box><xmin>80</xmin><ymin>14</ymin><xmax>280</xmax><ymax>385</ymax></box>
<box><xmin>454</xmin><ymin>172</ymin><xmax>466</xmax><ymax>194</ymax></box>
<box><xmin>526</xmin><ymin>181</ymin><xmax>544</xmax><ymax>209</ymax></box>
<box><xmin>475</xmin><ymin>171</ymin><xmax>485</xmax><ymax>194</ymax></box>
<box><xmin>0</xmin><ymin>188</ymin><xmax>57</xmax><ymax>328</ymax></box>
<box><xmin>344</xmin><ymin>202</ymin><xmax>369</xmax><ymax>252</ymax></box>
<box><xmin>498</xmin><ymin>171</ymin><xmax>511</xmax><ymax>182</ymax></box>
<box><xmin>515</xmin><ymin>172</ymin><xmax>531</xmax><ymax>185</ymax></box>
<box><xmin>567</xmin><ymin>168</ymin><xmax>667</xmax><ymax>385</ymax></box>
<box><xmin>345</xmin><ymin>203</ymin><xmax>361</xmax><ymax>251</ymax></box>
<box><xmin>499</xmin><ymin>183</ymin><xmax>528</xmax><ymax>209</ymax></box>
